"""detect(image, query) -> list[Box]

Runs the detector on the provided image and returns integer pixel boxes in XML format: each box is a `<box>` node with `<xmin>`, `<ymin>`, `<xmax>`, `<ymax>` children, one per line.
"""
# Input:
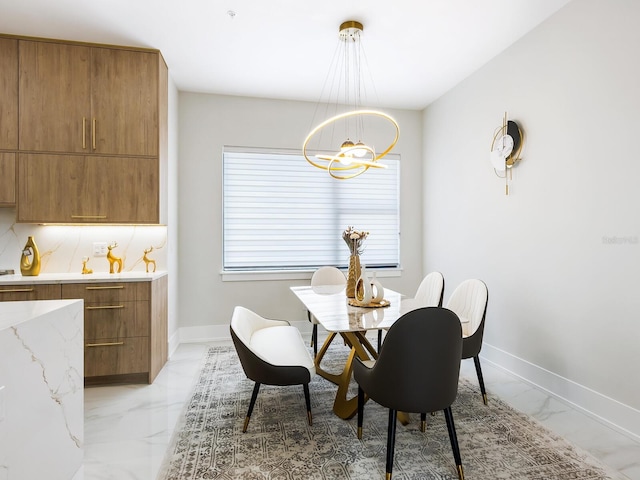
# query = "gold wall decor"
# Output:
<box><xmin>490</xmin><ymin>112</ymin><xmax>525</xmax><ymax>195</ymax></box>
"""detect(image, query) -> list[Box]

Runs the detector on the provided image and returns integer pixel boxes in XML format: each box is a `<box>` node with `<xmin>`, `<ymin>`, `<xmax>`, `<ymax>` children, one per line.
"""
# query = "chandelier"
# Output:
<box><xmin>303</xmin><ymin>21</ymin><xmax>400</xmax><ymax>180</ymax></box>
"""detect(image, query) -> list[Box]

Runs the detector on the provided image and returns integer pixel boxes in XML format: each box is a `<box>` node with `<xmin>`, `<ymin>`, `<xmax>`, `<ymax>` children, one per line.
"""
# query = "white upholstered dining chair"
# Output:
<box><xmin>446</xmin><ymin>278</ymin><xmax>489</xmax><ymax>405</ymax></box>
<box><xmin>378</xmin><ymin>271</ymin><xmax>445</xmax><ymax>350</ymax></box>
<box><xmin>307</xmin><ymin>266</ymin><xmax>346</xmax><ymax>356</ymax></box>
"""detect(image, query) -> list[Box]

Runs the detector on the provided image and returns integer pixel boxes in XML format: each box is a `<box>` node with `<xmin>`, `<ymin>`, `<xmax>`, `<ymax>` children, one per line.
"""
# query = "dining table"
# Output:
<box><xmin>290</xmin><ymin>283</ymin><xmax>409</xmax><ymax>420</ymax></box>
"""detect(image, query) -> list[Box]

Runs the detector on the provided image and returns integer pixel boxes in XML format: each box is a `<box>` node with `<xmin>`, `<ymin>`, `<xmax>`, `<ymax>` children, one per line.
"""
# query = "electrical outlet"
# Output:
<box><xmin>92</xmin><ymin>242</ymin><xmax>108</xmax><ymax>257</ymax></box>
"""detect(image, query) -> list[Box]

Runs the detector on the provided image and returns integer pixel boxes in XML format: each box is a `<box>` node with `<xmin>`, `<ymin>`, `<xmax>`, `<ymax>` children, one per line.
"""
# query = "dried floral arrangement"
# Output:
<box><xmin>342</xmin><ymin>226</ymin><xmax>369</xmax><ymax>256</ymax></box>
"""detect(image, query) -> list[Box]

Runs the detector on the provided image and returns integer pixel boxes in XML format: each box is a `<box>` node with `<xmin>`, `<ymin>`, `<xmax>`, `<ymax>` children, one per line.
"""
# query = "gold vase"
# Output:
<box><xmin>20</xmin><ymin>236</ymin><xmax>41</xmax><ymax>276</ymax></box>
<box><xmin>346</xmin><ymin>254</ymin><xmax>361</xmax><ymax>298</ymax></box>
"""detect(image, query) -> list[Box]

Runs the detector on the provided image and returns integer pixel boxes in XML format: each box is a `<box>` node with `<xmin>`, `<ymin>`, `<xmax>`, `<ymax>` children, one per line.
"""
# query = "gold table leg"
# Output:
<box><xmin>315</xmin><ymin>330</ymin><xmax>412</xmax><ymax>423</ymax></box>
<box><xmin>315</xmin><ymin>331</ymin><xmax>378</xmax><ymax>419</ymax></box>
<box><xmin>314</xmin><ymin>332</ymin><xmax>342</xmax><ymax>385</ymax></box>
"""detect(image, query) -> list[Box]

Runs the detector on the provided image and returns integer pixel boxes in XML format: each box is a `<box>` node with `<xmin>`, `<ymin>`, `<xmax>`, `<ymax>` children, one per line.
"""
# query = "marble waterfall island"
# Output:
<box><xmin>0</xmin><ymin>299</ymin><xmax>84</xmax><ymax>480</ymax></box>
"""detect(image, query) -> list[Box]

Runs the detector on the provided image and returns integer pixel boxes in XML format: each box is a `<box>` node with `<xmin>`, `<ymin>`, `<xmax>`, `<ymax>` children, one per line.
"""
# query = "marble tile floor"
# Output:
<box><xmin>79</xmin><ymin>340</ymin><xmax>640</xmax><ymax>480</ymax></box>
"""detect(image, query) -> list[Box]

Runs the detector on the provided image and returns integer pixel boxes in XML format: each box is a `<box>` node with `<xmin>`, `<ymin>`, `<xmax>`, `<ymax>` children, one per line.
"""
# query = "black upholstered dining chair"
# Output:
<box><xmin>354</xmin><ymin>307</ymin><xmax>465</xmax><ymax>480</ymax></box>
<box><xmin>446</xmin><ymin>279</ymin><xmax>489</xmax><ymax>405</ymax></box>
<box><xmin>230</xmin><ymin>306</ymin><xmax>316</xmax><ymax>432</ymax></box>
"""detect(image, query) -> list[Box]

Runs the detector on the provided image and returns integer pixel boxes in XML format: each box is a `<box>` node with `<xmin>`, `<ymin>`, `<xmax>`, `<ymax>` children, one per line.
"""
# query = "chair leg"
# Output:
<box><xmin>386</xmin><ymin>409</ymin><xmax>397</xmax><ymax>480</ymax></box>
<box><xmin>243</xmin><ymin>382</ymin><xmax>261</xmax><ymax>432</ymax></box>
<box><xmin>303</xmin><ymin>383</ymin><xmax>312</xmax><ymax>426</ymax></box>
<box><xmin>357</xmin><ymin>386</ymin><xmax>364</xmax><ymax>439</ymax></box>
<box><xmin>377</xmin><ymin>329</ymin><xmax>382</xmax><ymax>351</ymax></box>
<box><xmin>473</xmin><ymin>355</ymin><xmax>488</xmax><ymax>405</ymax></box>
<box><xmin>420</xmin><ymin>412</ymin><xmax>426</xmax><ymax>432</ymax></box>
<box><xmin>443</xmin><ymin>407</ymin><xmax>464</xmax><ymax>480</ymax></box>
<box><xmin>312</xmin><ymin>324</ymin><xmax>318</xmax><ymax>356</ymax></box>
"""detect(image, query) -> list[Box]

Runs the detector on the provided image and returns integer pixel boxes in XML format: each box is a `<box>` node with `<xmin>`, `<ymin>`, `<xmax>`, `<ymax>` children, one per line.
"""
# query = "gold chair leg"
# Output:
<box><xmin>457</xmin><ymin>464</ymin><xmax>465</xmax><ymax>480</ymax></box>
<box><xmin>242</xmin><ymin>416</ymin><xmax>251</xmax><ymax>433</ymax></box>
<box><xmin>482</xmin><ymin>393</ymin><xmax>488</xmax><ymax>405</ymax></box>
<box><xmin>385</xmin><ymin>473</ymin><xmax>392</xmax><ymax>480</ymax></box>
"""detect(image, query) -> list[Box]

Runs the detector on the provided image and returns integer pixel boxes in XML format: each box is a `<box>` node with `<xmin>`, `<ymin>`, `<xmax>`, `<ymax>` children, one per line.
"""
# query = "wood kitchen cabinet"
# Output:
<box><xmin>12</xmin><ymin>35</ymin><xmax>167</xmax><ymax>224</ymax></box>
<box><xmin>0</xmin><ymin>153</ymin><xmax>15</xmax><ymax>206</ymax></box>
<box><xmin>61</xmin><ymin>275</ymin><xmax>168</xmax><ymax>385</ymax></box>
<box><xmin>0</xmin><ymin>37</ymin><xmax>18</xmax><ymax>151</ymax></box>
<box><xmin>0</xmin><ymin>283</ymin><xmax>61</xmax><ymax>301</ymax></box>
<box><xmin>19</xmin><ymin>40</ymin><xmax>159</xmax><ymax>157</ymax></box>
<box><xmin>18</xmin><ymin>153</ymin><xmax>159</xmax><ymax>224</ymax></box>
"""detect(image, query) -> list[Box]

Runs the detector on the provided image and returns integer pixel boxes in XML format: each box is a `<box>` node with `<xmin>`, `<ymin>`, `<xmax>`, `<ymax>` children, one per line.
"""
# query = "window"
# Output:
<box><xmin>223</xmin><ymin>147</ymin><xmax>400</xmax><ymax>272</ymax></box>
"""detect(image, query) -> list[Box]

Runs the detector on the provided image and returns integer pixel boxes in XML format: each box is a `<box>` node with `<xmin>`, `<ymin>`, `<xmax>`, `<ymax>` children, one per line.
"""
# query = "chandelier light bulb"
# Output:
<box><xmin>352</xmin><ymin>141</ymin><xmax>367</xmax><ymax>157</ymax></box>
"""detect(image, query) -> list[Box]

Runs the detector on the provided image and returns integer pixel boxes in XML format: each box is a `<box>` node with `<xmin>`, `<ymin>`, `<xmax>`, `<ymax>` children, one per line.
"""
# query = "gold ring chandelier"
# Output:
<box><xmin>303</xmin><ymin>21</ymin><xmax>400</xmax><ymax>180</ymax></box>
<box><xmin>303</xmin><ymin>109</ymin><xmax>399</xmax><ymax>180</ymax></box>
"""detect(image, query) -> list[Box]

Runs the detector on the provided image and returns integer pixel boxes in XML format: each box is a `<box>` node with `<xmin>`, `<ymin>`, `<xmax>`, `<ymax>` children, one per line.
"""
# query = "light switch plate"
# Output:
<box><xmin>92</xmin><ymin>242</ymin><xmax>108</xmax><ymax>257</ymax></box>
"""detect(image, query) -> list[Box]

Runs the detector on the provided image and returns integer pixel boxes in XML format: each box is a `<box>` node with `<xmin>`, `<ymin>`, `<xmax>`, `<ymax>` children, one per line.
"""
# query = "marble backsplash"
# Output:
<box><xmin>0</xmin><ymin>209</ymin><xmax>167</xmax><ymax>275</ymax></box>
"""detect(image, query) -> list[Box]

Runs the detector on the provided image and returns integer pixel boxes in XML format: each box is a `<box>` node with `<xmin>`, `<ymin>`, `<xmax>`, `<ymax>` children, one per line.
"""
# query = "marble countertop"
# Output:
<box><xmin>0</xmin><ymin>270</ymin><xmax>167</xmax><ymax>285</ymax></box>
<box><xmin>0</xmin><ymin>298</ymin><xmax>83</xmax><ymax>331</ymax></box>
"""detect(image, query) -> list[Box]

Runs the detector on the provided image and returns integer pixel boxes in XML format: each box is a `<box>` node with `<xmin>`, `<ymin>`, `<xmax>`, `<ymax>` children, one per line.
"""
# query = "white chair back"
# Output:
<box><xmin>231</xmin><ymin>306</ymin><xmax>273</xmax><ymax>346</ymax></box>
<box><xmin>414</xmin><ymin>271</ymin><xmax>444</xmax><ymax>307</ymax></box>
<box><xmin>311</xmin><ymin>266</ymin><xmax>346</xmax><ymax>287</ymax></box>
<box><xmin>446</xmin><ymin>279</ymin><xmax>488</xmax><ymax>336</ymax></box>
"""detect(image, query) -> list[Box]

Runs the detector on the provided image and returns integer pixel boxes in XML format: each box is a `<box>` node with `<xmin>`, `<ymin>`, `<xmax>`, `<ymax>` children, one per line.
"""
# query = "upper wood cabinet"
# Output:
<box><xmin>18</xmin><ymin>153</ymin><xmax>159</xmax><ymax>224</ymax></box>
<box><xmin>0</xmin><ymin>153</ymin><xmax>15</xmax><ymax>206</ymax></box>
<box><xmin>0</xmin><ymin>37</ymin><xmax>18</xmax><ymax>150</ymax></box>
<box><xmin>19</xmin><ymin>40</ymin><xmax>159</xmax><ymax>157</ymax></box>
<box><xmin>91</xmin><ymin>48</ymin><xmax>158</xmax><ymax>156</ymax></box>
<box><xmin>9</xmin><ymin>35</ymin><xmax>168</xmax><ymax>224</ymax></box>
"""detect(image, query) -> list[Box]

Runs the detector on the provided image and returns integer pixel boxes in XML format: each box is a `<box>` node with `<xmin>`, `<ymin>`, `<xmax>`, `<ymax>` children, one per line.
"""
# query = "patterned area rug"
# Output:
<box><xmin>158</xmin><ymin>345</ymin><xmax>621</xmax><ymax>480</ymax></box>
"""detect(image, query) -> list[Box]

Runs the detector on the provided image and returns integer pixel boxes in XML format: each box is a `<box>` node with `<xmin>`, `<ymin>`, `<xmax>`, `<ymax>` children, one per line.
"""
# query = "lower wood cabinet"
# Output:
<box><xmin>0</xmin><ymin>283</ymin><xmax>61</xmax><ymax>300</ymax></box>
<box><xmin>0</xmin><ymin>275</ymin><xmax>167</xmax><ymax>385</ymax></box>
<box><xmin>62</xmin><ymin>276</ymin><xmax>168</xmax><ymax>385</ymax></box>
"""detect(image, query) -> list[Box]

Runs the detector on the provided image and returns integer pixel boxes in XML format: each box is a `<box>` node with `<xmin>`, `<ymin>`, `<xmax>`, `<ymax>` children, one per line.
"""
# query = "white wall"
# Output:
<box><xmin>177</xmin><ymin>93</ymin><xmax>423</xmax><ymax>341</ymax></box>
<box><xmin>166</xmin><ymin>75</ymin><xmax>179</xmax><ymax>344</ymax></box>
<box><xmin>423</xmin><ymin>0</ymin><xmax>640</xmax><ymax>437</ymax></box>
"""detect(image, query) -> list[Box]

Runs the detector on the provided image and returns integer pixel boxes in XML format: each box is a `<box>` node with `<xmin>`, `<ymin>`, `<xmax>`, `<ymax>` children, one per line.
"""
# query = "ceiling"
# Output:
<box><xmin>0</xmin><ymin>0</ymin><xmax>571</xmax><ymax>110</ymax></box>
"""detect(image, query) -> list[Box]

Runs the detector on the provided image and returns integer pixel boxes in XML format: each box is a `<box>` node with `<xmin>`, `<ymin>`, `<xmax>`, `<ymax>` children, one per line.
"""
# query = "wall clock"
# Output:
<box><xmin>490</xmin><ymin>113</ymin><xmax>524</xmax><ymax>195</ymax></box>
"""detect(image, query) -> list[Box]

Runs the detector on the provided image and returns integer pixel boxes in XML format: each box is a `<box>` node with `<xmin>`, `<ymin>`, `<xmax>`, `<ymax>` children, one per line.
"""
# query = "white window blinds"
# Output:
<box><xmin>223</xmin><ymin>148</ymin><xmax>400</xmax><ymax>271</ymax></box>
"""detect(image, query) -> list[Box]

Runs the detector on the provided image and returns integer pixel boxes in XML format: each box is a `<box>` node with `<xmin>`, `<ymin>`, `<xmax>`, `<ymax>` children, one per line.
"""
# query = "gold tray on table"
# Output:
<box><xmin>348</xmin><ymin>299</ymin><xmax>391</xmax><ymax>308</ymax></box>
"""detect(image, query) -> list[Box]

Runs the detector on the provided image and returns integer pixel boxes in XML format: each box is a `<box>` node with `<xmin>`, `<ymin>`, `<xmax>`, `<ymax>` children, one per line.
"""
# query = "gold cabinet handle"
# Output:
<box><xmin>92</xmin><ymin>118</ymin><xmax>96</xmax><ymax>150</ymax></box>
<box><xmin>86</xmin><ymin>305</ymin><xmax>124</xmax><ymax>310</ymax></box>
<box><xmin>0</xmin><ymin>288</ymin><xmax>35</xmax><ymax>293</ymax></box>
<box><xmin>82</xmin><ymin>117</ymin><xmax>86</xmax><ymax>149</ymax></box>
<box><xmin>86</xmin><ymin>341</ymin><xmax>124</xmax><ymax>347</ymax></box>
<box><xmin>70</xmin><ymin>215</ymin><xmax>107</xmax><ymax>220</ymax></box>
<box><xmin>85</xmin><ymin>285</ymin><xmax>124</xmax><ymax>290</ymax></box>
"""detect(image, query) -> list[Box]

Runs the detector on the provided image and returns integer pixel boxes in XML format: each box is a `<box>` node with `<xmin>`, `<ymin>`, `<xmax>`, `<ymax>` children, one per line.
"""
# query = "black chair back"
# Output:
<box><xmin>356</xmin><ymin>307</ymin><xmax>462</xmax><ymax>414</ymax></box>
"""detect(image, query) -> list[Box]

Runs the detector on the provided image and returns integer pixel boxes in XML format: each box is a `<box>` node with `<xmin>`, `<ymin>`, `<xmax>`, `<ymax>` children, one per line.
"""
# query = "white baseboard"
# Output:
<box><xmin>481</xmin><ymin>342</ymin><xmax>640</xmax><ymax>441</ymax></box>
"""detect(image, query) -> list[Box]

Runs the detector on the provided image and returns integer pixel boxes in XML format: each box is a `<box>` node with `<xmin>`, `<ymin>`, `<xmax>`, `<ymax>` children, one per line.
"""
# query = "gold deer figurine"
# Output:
<box><xmin>81</xmin><ymin>256</ymin><xmax>93</xmax><ymax>274</ymax></box>
<box><xmin>143</xmin><ymin>246</ymin><xmax>156</xmax><ymax>273</ymax></box>
<box><xmin>107</xmin><ymin>242</ymin><xmax>123</xmax><ymax>274</ymax></box>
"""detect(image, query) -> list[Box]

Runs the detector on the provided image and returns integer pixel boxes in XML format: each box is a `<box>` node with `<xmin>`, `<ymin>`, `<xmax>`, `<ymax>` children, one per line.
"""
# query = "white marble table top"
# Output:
<box><xmin>290</xmin><ymin>285</ymin><xmax>408</xmax><ymax>332</ymax></box>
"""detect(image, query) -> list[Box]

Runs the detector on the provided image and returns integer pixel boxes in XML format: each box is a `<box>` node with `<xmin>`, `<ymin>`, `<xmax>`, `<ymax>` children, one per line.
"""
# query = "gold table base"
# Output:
<box><xmin>314</xmin><ymin>330</ymin><xmax>410</xmax><ymax>425</ymax></box>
